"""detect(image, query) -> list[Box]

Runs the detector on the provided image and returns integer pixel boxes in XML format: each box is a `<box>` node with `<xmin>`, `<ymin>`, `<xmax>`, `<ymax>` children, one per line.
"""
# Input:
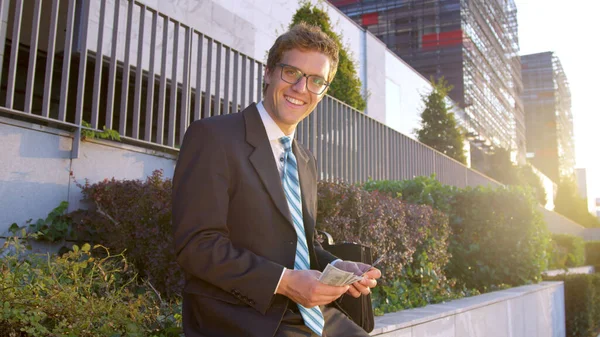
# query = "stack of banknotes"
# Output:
<box><xmin>318</xmin><ymin>263</ymin><xmax>369</xmax><ymax>286</ymax></box>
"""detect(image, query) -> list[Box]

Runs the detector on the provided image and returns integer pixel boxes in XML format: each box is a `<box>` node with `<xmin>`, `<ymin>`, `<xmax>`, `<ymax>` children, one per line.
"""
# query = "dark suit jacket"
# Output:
<box><xmin>172</xmin><ymin>103</ymin><xmax>338</xmax><ymax>337</ymax></box>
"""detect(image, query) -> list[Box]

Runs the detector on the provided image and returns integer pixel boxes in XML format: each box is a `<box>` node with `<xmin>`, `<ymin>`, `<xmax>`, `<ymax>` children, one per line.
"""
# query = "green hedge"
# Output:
<box><xmin>0</xmin><ymin>236</ymin><xmax>181</xmax><ymax>337</ymax></box>
<box><xmin>364</xmin><ymin>176</ymin><xmax>550</xmax><ymax>292</ymax></box>
<box><xmin>58</xmin><ymin>174</ymin><xmax>550</xmax><ymax>318</ymax></box>
<box><xmin>363</xmin><ymin>175</ymin><xmax>457</xmax><ymax>214</ymax></box>
<box><xmin>544</xmin><ymin>273</ymin><xmax>600</xmax><ymax>337</ymax></box>
<box><xmin>585</xmin><ymin>241</ymin><xmax>600</xmax><ymax>267</ymax></box>
<box><xmin>71</xmin><ymin>170</ymin><xmax>183</xmax><ymax>299</ymax></box>
<box><xmin>548</xmin><ymin>234</ymin><xmax>586</xmax><ymax>269</ymax></box>
<box><xmin>448</xmin><ymin>185</ymin><xmax>549</xmax><ymax>291</ymax></box>
<box><xmin>317</xmin><ymin>181</ymin><xmax>462</xmax><ymax>313</ymax></box>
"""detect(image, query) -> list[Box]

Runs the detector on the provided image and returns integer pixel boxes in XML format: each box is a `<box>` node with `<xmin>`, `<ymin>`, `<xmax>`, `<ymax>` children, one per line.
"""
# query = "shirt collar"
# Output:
<box><xmin>257</xmin><ymin>101</ymin><xmax>295</xmax><ymax>142</ymax></box>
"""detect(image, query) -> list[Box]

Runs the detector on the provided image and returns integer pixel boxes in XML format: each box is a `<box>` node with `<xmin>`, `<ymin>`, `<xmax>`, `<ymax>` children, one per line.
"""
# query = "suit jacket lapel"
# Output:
<box><xmin>244</xmin><ymin>104</ymin><xmax>293</xmax><ymax>225</ymax></box>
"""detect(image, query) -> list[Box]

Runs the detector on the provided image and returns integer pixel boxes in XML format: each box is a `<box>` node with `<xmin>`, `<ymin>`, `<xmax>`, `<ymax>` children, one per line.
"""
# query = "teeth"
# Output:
<box><xmin>285</xmin><ymin>95</ymin><xmax>305</xmax><ymax>105</ymax></box>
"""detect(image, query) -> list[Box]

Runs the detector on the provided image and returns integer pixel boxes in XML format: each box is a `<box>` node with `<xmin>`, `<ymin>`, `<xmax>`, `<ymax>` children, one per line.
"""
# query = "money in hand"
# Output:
<box><xmin>318</xmin><ymin>263</ymin><xmax>364</xmax><ymax>286</ymax></box>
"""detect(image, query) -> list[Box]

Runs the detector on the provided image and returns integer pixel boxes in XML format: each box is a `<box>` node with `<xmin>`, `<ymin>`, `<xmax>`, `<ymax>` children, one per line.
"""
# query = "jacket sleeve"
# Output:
<box><xmin>172</xmin><ymin>120</ymin><xmax>284</xmax><ymax>314</ymax></box>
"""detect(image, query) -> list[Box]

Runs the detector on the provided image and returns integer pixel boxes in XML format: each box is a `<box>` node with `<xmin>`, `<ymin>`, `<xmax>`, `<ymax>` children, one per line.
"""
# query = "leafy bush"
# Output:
<box><xmin>446</xmin><ymin>185</ymin><xmax>550</xmax><ymax>291</ymax></box>
<box><xmin>548</xmin><ymin>234</ymin><xmax>585</xmax><ymax>269</ymax></box>
<box><xmin>363</xmin><ymin>175</ymin><xmax>457</xmax><ymax>214</ymax></box>
<box><xmin>0</xmin><ymin>234</ymin><xmax>182</xmax><ymax>337</ymax></box>
<box><xmin>585</xmin><ymin>241</ymin><xmax>600</xmax><ymax>266</ymax></box>
<box><xmin>70</xmin><ymin>170</ymin><xmax>183</xmax><ymax>299</ymax></box>
<box><xmin>316</xmin><ymin>181</ymin><xmax>458</xmax><ymax>313</ymax></box>
<box><xmin>9</xmin><ymin>201</ymin><xmax>72</xmax><ymax>243</ymax></box>
<box><xmin>544</xmin><ymin>273</ymin><xmax>600</xmax><ymax>337</ymax></box>
<box><xmin>365</xmin><ymin>177</ymin><xmax>550</xmax><ymax>291</ymax></box>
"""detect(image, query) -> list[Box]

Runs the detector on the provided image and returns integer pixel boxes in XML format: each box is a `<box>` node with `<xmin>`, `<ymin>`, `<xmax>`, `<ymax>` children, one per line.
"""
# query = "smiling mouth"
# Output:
<box><xmin>284</xmin><ymin>95</ymin><xmax>306</xmax><ymax>106</ymax></box>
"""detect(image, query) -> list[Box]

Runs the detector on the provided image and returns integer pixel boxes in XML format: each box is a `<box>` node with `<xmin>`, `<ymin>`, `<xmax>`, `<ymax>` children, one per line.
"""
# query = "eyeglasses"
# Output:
<box><xmin>277</xmin><ymin>63</ymin><xmax>330</xmax><ymax>95</ymax></box>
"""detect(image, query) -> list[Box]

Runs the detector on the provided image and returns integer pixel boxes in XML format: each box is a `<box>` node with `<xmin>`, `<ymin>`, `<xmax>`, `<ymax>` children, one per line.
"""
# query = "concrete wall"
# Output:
<box><xmin>544</xmin><ymin>266</ymin><xmax>595</xmax><ymax>277</ymax></box>
<box><xmin>539</xmin><ymin>207</ymin><xmax>586</xmax><ymax>237</ymax></box>
<box><xmin>370</xmin><ymin>282</ymin><xmax>565</xmax><ymax>337</ymax></box>
<box><xmin>583</xmin><ymin>228</ymin><xmax>600</xmax><ymax>241</ymax></box>
<box><xmin>0</xmin><ymin>117</ymin><xmax>175</xmax><ymax>234</ymax></box>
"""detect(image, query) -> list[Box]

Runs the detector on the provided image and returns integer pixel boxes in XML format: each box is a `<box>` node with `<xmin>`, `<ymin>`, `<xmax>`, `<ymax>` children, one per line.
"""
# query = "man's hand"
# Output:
<box><xmin>276</xmin><ymin>269</ymin><xmax>349</xmax><ymax>308</ymax></box>
<box><xmin>333</xmin><ymin>260</ymin><xmax>372</xmax><ymax>276</ymax></box>
<box><xmin>346</xmin><ymin>267</ymin><xmax>381</xmax><ymax>297</ymax></box>
<box><xmin>329</xmin><ymin>260</ymin><xmax>382</xmax><ymax>298</ymax></box>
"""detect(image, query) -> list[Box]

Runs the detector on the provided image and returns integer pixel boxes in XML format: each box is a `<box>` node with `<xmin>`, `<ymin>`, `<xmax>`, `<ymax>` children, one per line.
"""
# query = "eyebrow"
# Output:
<box><xmin>283</xmin><ymin>63</ymin><xmax>328</xmax><ymax>80</ymax></box>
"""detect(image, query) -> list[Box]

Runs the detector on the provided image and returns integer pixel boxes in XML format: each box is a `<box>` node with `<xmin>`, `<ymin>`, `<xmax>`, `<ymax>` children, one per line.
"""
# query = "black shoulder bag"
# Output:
<box><xmin>320</xmin><ymin>231</ymin><xmax>375</xmax><ymax>333</ymax></box>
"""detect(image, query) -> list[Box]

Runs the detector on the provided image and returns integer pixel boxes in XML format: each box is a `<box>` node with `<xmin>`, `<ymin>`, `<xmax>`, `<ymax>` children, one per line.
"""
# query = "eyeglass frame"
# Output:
<box><xmin>276</xmin><ymin>63</ymin><xmax>330</xmax><ymax>95</ymax></box>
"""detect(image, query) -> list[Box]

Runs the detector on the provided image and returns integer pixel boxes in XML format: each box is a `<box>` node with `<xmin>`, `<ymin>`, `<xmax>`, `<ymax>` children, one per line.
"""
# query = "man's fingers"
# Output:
<box><xmin>364</xmin><ymin>268</ymin><xmax>382</xmax><ymax>279</ymax></box>
<box><xmin>360</xmin><ymin>277</ymin><xmax>377</xmax><ymax>288</ymax></box>
<box><xmin>347</xmin><ymin>285</ymin><xmax>362</xmax><ymax>298</ymax></box>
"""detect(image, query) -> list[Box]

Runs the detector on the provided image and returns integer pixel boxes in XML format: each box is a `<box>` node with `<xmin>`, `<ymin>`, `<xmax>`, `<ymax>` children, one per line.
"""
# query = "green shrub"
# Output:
<box><xmin>0</xmin><ymin>235</ymin><xmax>182</xmax><ymax>337</ymax></box>
<box><xmin>548</xmin><ymin>234</ymin><xmax>586</xmax><ymax>269</ymax></box>
<box><xmin>585</xmin><ymin>241</ymin><xmax>600</xmax><ymax>266</ymax></box>
<box><xmin>70</xmin><ymin>170</ymin><xmax>183</xmax><ymax>299</ymax></box>
<box><xmin>446</xmin><ymin>185</ymin><xmax>550</xmax><ymax>291</ymax></box>
<box><xmin>317</xmin><ymin>181</ymin><xmax>458</xmax><ymax>313</ymax></box>
<box><xmin>365</xmin><ymin>177</ymin><xmax>550</xmax><ymax>291</ymax></box>
<box><xmin>363</xmin><ymin>175</ymin><xmax>457</xmax><ymax>214</ymax></box>
<box><xmin>12</xmin><ymin>201</ymin><xmax>72</xmax><ymax>243</ymax></box>
<box><xmin>544</xmin><ymin>273</ymin><xmax>600</xmax><ymax>337</ymax></box>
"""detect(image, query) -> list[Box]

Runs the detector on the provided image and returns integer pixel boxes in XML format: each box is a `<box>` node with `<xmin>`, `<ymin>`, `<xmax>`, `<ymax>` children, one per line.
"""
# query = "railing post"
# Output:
<box><xmin>0</xmin><ymin>0</ymin><xmax>10</xmax><ymax>84</ymax></box>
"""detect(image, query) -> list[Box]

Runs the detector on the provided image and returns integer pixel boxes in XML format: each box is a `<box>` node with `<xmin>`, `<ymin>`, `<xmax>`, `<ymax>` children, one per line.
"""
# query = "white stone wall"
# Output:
<box><xmin>370</xmin><ymin>282</ymin><xmax>565</xmax><ymax>337</ymax></box>
<box><xmin>0</xmin><ymin>118</ymin><xmax>175</xmax><ymax>234</ymax></box>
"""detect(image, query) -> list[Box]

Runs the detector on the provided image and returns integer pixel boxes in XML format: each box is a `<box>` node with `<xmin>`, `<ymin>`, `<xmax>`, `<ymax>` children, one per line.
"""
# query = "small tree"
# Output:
<box><xmin>554</xmin><ymin>176</ymin><xmax>600</xmax><ymax>228</ymax></box>
<box><xmin>290</xmin><ymin>1</ymin><xmax>366</xmax><ymax>111</ymax></box>
<box><xmin>416</xmin><ymin>77</ymin><xmax>466</xmax><ymax>164</ymax></box>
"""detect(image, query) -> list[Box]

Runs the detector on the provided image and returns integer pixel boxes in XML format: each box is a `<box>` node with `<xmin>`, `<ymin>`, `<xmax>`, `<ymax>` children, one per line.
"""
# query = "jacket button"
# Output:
<box><xmin>288</xmin><ymin>241</ymin><xmax>295</xmax><ymax>245</ymax></box>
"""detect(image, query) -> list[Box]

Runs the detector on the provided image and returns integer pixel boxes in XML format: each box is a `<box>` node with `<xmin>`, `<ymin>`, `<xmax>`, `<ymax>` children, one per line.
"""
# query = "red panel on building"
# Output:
<box><xmin>361</xmin><ymin>12</ymin><xmax>378</xmax><ymax>26</ymax></box>
<box><xmin>422</xmin><ymin>30</ymin><xmax>463</xmax><ymax>49</ymax></box>
<box><xmin>422</xmin><ymin>33</ymin><xmax>439</xmax><ymax>49</ymax></box>
<box><xmin>439</xmin><ymin>30</ymin><xmax>463</xmax><ymax>46</ymax></box>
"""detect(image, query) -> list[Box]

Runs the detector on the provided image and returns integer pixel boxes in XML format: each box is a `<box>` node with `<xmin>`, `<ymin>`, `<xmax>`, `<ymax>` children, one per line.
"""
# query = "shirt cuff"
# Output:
<box><xmin>332</xmin><ymin>259</ymin><xmax>341</xmax><ymax>266</ymax></box>
<box><xmin>274</xmin><ymin>267</ymin><xmax>286</xmax><ymax>294</ymax></box>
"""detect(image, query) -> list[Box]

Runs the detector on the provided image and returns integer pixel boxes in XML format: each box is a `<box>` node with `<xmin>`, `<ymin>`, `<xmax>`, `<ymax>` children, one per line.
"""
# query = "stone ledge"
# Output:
<box><xmin>543</xmin><ymin>265</ymin><xmax>595</xmax><ymax>277</ymax></box>
<box><xmin>370</xmin><ymin>281</ymin><xmax>563</xmax><ymax>335</ymax></box>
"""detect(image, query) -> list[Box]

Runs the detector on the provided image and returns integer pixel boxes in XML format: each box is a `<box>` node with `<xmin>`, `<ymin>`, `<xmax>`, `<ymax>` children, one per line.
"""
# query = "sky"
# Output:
<box><xmin>515</xmin><ymin>0</ymin><xmax>600</xmax><ymax>203</ymax></box>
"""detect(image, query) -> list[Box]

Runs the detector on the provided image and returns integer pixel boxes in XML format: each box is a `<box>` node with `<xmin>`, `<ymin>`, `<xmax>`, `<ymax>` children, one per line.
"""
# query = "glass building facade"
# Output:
<box><xmin>329</xmin><ymin>0</ymin><xmax>525</xmax><ymax>162</ymax></box>
<box><xmin>521</xmin><ymin>52</ymin><xmax>574</xmax><ymax>183</ymax></box>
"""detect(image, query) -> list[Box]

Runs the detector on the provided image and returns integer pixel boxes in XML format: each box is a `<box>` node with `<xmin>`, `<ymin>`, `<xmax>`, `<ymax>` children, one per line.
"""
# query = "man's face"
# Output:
<box><xmin>263</xmin><ymin>48</ymin><xmax>331</xmax><ymax>135</ymax></box>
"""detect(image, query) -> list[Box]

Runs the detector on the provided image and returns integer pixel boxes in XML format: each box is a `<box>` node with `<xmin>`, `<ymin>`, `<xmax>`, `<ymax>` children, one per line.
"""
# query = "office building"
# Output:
<box><xmin>522</xmin><ymin>52</ymin><xmax>574</xmax><ymax>183</ymax></box>
<box><xmin>329</xmin><ymin>0</ymin><xmax>525</xmax><ymax>163</ymax></box>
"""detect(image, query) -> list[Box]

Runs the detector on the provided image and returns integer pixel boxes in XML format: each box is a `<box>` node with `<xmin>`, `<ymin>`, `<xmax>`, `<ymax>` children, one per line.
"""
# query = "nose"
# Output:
<box><xmin>292</xmin><ymin>76</ymin><xmax>308</xmax><ymax>93</ymax></box>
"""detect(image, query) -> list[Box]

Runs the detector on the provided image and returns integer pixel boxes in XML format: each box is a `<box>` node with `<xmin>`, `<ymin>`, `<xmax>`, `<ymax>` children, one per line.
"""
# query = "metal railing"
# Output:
<box><xmin>0</xmin><ymin>0</ymin><xmax>496</xmax><ymax>187</ymax></box>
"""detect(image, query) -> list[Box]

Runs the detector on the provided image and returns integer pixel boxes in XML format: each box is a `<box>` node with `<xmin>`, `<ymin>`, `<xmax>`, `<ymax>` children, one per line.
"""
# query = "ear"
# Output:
<box><xmin>264</xmin><ymin>67</ymin><xmax>273</xmax><ymax>85</ymax></box>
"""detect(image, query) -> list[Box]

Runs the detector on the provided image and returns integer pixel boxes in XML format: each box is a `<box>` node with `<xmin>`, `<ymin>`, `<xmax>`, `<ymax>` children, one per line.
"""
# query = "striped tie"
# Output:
<box><xmin>279</xmin><ymin>136</ymin><xmax>325</xmax><ymax>336</ymax></box>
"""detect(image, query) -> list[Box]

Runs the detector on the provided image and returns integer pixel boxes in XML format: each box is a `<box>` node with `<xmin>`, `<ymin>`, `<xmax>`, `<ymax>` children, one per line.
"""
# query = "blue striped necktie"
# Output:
<box><xmin>279</xmin><ymin>136</ymin><xmax>325</xmax><ymax>336</ymax></box>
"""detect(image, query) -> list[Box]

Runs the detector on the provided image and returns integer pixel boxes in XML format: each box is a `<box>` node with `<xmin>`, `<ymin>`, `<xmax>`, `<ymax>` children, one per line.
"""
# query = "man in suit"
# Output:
<box><xmin>172</xmin><ymin>23</ymin><xmax>381</xmax><ymax>337</ymax></box>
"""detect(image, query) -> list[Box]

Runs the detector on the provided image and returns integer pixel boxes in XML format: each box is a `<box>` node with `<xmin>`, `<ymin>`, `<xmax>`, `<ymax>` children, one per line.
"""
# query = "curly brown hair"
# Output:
<box><xmin>264</xmin><ymin>23</ymin><xmax>339</xmax><ymax>94</ymax></box>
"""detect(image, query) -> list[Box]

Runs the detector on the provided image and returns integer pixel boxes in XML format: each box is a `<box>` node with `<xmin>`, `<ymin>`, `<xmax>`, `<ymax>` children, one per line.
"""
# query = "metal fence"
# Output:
<box><xmin>0</xmin><ymin>0</ymin><xmax>497</xmax><ymax>188</ymax></box>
